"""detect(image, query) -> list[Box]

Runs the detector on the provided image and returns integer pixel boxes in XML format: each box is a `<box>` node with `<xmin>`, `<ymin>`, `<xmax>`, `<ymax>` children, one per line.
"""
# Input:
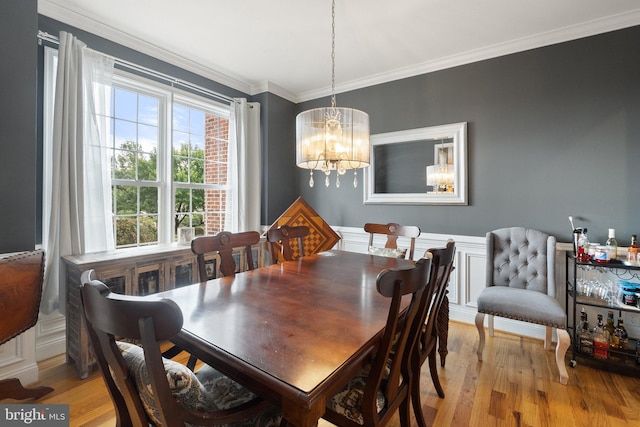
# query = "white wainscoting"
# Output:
<box><xmin>35</xmin><ymin>311</ymin><xmax>66</xmax><ymax>361</ymax></box>
<box><xmin>0</xmin><ymin>330</ymin><xmax>38</xmax><ymax>385</ymax></box>
<box><xmin>333</xmin><ymin>226</ymin><xmax>572</xmax><ymax>342</ymax></box>
<box><xmin>0</xmin><ymin>303</ymin><xmax>65</xmax><ymax>384</ymax></box>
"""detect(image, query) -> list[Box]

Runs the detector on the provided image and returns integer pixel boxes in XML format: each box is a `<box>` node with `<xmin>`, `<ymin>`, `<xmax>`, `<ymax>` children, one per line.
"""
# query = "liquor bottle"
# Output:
<box><xmin>593</xmin><ymin>314</ymin><xmax>608</xmax><ymax>359</ymax></box>
<box><xmin>614</xmin><ymin>316</ymin><xmax>628</xmax><ymax>352</ymax></box>
<box><xmin>605</xmin><ymin>310</ymin><xmax>615</xmax><ymax>340</ymax></box>
<box><xmin>628</xmin><ymin>235</ymin><xmax>639</xmax><ymax>263</ymax></box>
<box><xmin>577</xmin><ymin>228</ymin><xmax>590</xmax><ymax>262</ymax></box>
<box><xmin>606</xmin><ymin>228</ymin><xmax>618</xmax><ymax>261</ymax></box>
<box><xmin>608</xmin><ymin>311</ymin><xmax>621</xmax><ymax>361</ymax></box>
<box><xmin>578</xmin><ymin>309</ymin><xmax>593</xmax><ymax>356</ymax></box>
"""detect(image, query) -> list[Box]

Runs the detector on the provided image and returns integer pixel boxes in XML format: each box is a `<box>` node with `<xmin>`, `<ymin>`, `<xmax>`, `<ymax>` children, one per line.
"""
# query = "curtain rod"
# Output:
<box><xmin>37</xmin><ymin>31</ymin><xmax>233</xmax><ymax>105</ymax></box>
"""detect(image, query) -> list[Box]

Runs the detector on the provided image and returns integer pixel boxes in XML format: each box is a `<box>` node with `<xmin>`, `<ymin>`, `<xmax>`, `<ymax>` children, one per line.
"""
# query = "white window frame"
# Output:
<box><xmin>110</xmin><ymin>71</ymin><xmax>232</xmax><ymax>246</ymax></box>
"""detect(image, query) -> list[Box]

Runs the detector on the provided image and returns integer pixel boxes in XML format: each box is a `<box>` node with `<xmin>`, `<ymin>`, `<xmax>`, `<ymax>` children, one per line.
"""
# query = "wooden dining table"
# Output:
<box><xmin>154</xmin><ymin>249</ymin><xmax>415</xmax><ymax>427</ymax></box>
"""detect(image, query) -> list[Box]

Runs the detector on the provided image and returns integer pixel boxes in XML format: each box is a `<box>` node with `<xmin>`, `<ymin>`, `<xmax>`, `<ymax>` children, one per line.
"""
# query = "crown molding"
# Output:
<box><xmin>37</xmin><ymin>0</ymin><xmax>253</xmax><ymax>96</ymax></box>
<box><xmin>250</xmin><ymin>81</ymin><xmax>296</xmax><ymax>102</ymax></box>
<box><xmin>39</xmin><ymin>1</ymin><xmax>640</xmax><ymax>104</ymax></box>
<box><xmin>296</xmin><ymin>8</ymin><xmax>640</xmax><ymax>103</ymax></box>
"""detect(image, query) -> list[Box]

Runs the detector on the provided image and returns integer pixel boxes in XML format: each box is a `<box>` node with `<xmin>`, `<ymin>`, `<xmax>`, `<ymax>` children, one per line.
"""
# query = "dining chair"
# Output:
<box><xmin>79</xmin><ymin>270</ymin><xmax>282</xmax><ymax>427</ymax></box>
<box><xmin>475</xmin><ymin>227</ymin><xmax>570</xmax><ymax>385</ymax></box>
<box><xmin>191</xmin><ymin>230</ymin><xmax>261</xmax><ymax>281</ymax></box>
<box><xmin>323</xmin><ymin>256</ymin><xmax>433</xmax><ymax>427</ymax></box>
<box><xmin>410</xmin><ymin>240</ymin><xmax>456</xmax><ymax>427</ymax></box>
<box><xmin>266</xmin><ymin>225</ymin><xmax>310</xmax><ymax>263</ymax></box>
<box><xmin>364</xmin><ymin>222</ymin><xmax>421</xmax><ymax>260</ymax></box>
<box><xmin>0</xmin><ymin>250</ymin><xmax>53</xmax><ymax>401</ymax></box>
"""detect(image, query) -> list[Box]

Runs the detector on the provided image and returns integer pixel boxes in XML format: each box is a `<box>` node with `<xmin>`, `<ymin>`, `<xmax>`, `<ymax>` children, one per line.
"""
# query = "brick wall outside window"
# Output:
<box><xmin>204</xmin><ymin>114</ymin><xmax>229</xmax><ymax>234</ymax></box>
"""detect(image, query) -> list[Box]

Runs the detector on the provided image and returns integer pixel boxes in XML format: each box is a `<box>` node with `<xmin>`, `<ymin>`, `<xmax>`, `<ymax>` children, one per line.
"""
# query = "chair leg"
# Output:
<box><xmin>475</xmin><ymin>312</ymin><xmax>485</xmax><ymax>361</ymax></box>
<box><xmin>555</xmin><ymin>328</ymin><xmax>570</xmax><ymax>385</ymax></box>
<box><xmin>429</xmin><ymin>350</ymin><xmax>445</xmax><ymax>398</ymax></box>
<box><xmin>186</xmin><ymin>355</ymin><xmax>198</xmax><ymax>371</ymax></box>
<box><xmin>544</xmin><ymin>326</ymin><xmax>552</xmax><ymax>350</ymax></box>
<box><xmin>438</xmin><ymin>293</ymin><xmax>450</xmax><ymax>367</ymax></box>
<box><xmin>411</xmin><ymin>360</ymin><xmax>428</xmax><ymax>427</ymax></box>
<box><xmin>488</xmin><ymin>314</ymin><xmax>494</xmax><ymax>337</ymax></box>
<box><xmin>399</xmin><ymin>393</ymin><xmax>412</xmax><ymax>427</ymax></box>
<box><xmin>0</xmin><ymin>378</ymin><xmax>53</xmax><ymax>401</ymax></box>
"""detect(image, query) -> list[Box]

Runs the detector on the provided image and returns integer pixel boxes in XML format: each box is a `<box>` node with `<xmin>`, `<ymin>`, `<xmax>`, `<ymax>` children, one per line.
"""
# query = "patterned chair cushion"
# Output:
<box><xmin>117</xmin><ymin>342</ymin><xmax>281</xmax><ymax>427</ymax></box>
<box><xmin>369</xmin><ymin>246</ymin><xmax>407</xmax><ymax>259</ymax></box>
<box><xmin>326</xmin><ymin>363</ymin><xmax>386</xmax><ymax>425</ymax></box>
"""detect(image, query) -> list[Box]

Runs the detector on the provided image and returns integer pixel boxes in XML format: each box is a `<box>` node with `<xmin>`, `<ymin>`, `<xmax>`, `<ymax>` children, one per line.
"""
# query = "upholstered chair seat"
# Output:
<box><xmin>326</xmin><ymin>364</ymin><xmax>387</xmax><ymax>425</ymax></box>
<box><xmin>118</xmin><ymin>342</ymin><xmax>281</xmax><ymax>427</ymax></box>
<box><xmin>476</xmin><ymin>287</ymin><xmax>566</xmax><ymax>328</ymax></box>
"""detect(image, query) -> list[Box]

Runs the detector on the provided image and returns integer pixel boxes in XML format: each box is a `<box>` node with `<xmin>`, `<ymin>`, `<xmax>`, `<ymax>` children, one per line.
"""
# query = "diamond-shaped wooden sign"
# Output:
<box><xmin>266</xmin><ymin>197</ymin><xmax>341</xmax><ymax>260</ymax></box>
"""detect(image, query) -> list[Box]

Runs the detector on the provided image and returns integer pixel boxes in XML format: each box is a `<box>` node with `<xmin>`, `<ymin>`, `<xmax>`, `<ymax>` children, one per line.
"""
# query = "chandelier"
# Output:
<box><xmin>295</xmin><ymin>0</ymin><xmax>370</xmax><ymax>188</ymax></box>
<box><xmin>426</xmin><ymin>140</ymin><xmax>455</xmax><ymax>193</ymax></box>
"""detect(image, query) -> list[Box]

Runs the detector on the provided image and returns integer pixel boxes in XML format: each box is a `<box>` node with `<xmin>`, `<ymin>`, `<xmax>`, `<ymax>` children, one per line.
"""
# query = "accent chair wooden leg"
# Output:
<box><xmin>488</xmin><ymin>314</ymin><xmax>494</xmax><ymax>337</ymax></box>
<box><xmin>544</xmin><ymin>326</ymin><xmax>552</xmax><ymax>350</ymax></box>
<box><xmin>555</xmin><ymin>328</ymin><xmax>570</xmax><ymax>385</ymax></box>
<box><xmin>475</xmin><ymin>312</ymin><xmax>486</xmax><ymax>361</ymax></box>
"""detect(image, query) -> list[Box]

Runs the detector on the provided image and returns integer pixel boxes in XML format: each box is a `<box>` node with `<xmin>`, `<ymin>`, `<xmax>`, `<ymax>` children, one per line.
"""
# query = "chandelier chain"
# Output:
<box><xmin>331</xmin><ymin>0</ymin><xmax>336</xmax><ymax>110</ymax></box>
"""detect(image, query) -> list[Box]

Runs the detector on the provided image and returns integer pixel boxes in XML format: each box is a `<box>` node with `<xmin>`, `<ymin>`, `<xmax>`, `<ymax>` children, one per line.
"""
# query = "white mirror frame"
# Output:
<box><xmin>363</xmin><ymin>122</ymin><xmax>468</xmax><ymax>205</ymax></box>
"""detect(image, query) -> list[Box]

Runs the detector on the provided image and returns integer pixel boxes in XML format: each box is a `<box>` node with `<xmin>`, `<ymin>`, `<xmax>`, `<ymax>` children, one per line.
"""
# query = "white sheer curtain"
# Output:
<box><xmin>225</xmin><ymin>98</ymin><xmax>261</xmax><ymax>232</ymax></box>
<box><xmin>41</xmin><ymin>32</ymin><xmax>114</xmax><ymax>315</ymax></box>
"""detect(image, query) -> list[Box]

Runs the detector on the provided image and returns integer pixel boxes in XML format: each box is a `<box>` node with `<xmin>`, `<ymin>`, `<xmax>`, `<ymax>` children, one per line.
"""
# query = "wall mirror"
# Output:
<box><xmin>363</xmin><ymin>122</ymin><xmax>467</xmax><ymax>205</ymax></box>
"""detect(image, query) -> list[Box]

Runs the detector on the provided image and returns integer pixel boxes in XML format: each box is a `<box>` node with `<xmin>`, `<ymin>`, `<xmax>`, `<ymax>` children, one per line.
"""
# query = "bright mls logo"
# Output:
<box><xmin>1</xmin><ymin>404</ymin><xmax>69</xmax><ymax>426</ymax></box>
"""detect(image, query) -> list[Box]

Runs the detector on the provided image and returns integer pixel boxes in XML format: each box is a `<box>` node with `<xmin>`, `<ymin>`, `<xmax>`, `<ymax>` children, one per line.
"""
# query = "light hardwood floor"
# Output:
<box><xmin>4</xmin><ymin>321</ymin><xmax>640</xmax><ymax>426</ymax></box>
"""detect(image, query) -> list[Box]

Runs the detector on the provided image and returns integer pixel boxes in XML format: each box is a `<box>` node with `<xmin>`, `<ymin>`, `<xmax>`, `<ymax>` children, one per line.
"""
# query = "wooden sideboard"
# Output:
<box><xmin>63</xmin><ymin>241</ymin><xmax>266</xmax><ymax>379</ymax></box>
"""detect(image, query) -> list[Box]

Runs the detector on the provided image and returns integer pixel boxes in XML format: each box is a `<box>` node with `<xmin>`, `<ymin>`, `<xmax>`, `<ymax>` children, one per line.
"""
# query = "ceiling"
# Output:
<box><xmin>39</xmin><ymin>0</ymin><xmax>640</xmax><ymax>103</ymax></box>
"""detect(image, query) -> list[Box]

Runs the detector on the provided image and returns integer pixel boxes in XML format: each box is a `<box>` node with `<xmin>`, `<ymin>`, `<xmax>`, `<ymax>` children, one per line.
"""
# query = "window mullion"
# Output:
<box><xmin>158</xmin><ymin>91</ymin><xmax>173</xmax><ymax>244</ymax></box>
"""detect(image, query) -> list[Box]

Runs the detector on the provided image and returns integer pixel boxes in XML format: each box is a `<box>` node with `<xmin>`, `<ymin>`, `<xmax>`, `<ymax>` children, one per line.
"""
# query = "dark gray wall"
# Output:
<box><xmin>0</xmin><ymin>0</ymin><xmax>38</xmax><ymax>252</ymax></box>
<box><xmin>295</xmin><ymin>26</ymin><xmax>640</xmax><ymax>245</ymax></box>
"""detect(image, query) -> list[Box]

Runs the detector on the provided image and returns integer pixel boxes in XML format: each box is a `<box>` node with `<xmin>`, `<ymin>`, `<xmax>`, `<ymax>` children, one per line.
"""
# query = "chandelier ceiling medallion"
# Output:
<box><xmin>295</xmin><ymin>0</ymin><xmax>370</xmax><ymax>188</ymax></box>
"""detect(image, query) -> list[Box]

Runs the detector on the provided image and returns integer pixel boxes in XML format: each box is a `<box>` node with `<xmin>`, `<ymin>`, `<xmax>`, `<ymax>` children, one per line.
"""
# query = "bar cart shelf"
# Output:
<box><xmin>565</xmin><ymin>252</ymin><xmax>640</xmax><ymax>375</ymax></box>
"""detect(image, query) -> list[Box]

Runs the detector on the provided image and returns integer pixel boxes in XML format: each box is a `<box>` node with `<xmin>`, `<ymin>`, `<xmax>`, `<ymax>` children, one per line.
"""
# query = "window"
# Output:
<box><xmin>44</xmin><ymin>47</ymin><xmax>233</xmax><ymax>249</ymax></box>
<box><xmin>108</xmin><ymin>76</ymin><xmax>232</xmax><ymax>248</ymax></box>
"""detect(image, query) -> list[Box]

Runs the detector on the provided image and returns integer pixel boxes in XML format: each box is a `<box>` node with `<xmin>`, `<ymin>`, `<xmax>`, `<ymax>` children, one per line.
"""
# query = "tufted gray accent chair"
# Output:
<box><xmin>475</xmin><ymin>227</ymin><xmax>570</xmax><ymax>385</ymax></box>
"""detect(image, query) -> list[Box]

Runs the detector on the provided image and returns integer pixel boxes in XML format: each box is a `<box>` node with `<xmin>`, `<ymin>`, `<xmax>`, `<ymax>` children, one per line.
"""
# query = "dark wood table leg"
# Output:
<box><xmin>0</xmin><ymin>378</ymin><xmax>53</xmax><ymax>401</ymax></box>
<box><xmin>437</xmin><ymin>291</ymin><xmax>449</xmax><ymax>367</ymax></box>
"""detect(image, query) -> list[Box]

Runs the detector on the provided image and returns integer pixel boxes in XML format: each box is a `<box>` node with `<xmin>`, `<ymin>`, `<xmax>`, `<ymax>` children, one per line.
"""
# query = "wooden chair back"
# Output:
<box><xmin>266</xmin><ymin>225</ymin><xmax>310</xmax><ymax>263</ymax></box>
<box><xmin>417</xmin><ymin>240</ymin><xmax>456</xmax><ymax>360</ymax></box>
<box><xmin>323</xmin><ymin>256</ymin><xmax>433</xmax><ymax>427</ymax></box>
<box><xmin>80</xmin><ymin>272</ymin><xmax>268</xmax><ymax>427</ymax></box>
<box><xmin>410</xmin><ymin>240</ymin><xmax>456</xmax><ymax>425</ymax></box>
<box><xmin>364</xmin><ymin>222</ymin><xmax>421</xmax><ymax>259</ymax></box>
<box><xmin>191</xmin><ymin>231</ymin><xmax>260</xmax><ymax>281</ymax></box>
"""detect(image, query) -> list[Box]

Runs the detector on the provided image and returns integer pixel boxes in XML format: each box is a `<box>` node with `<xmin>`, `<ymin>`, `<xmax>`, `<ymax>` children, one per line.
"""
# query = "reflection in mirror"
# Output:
<box><xmin>364</xmin><ymin>122</ymin><xmax>467</xmax><ymax>205</ymax></box>
<box><xmin>427</xmin><ymin>141</ymin><xmax>454</xmax><ymax>193</ymax></box>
